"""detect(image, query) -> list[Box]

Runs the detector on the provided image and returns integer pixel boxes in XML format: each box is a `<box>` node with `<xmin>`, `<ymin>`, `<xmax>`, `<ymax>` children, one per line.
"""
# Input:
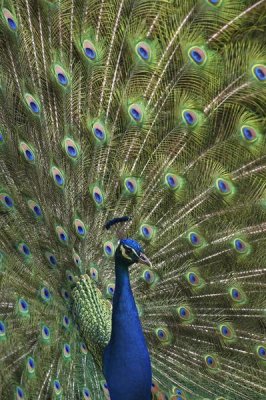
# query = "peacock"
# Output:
<box><xmin>0</xmin><ymin>0</ymin><xmax>265</xmax><ymax>399</ymax></box>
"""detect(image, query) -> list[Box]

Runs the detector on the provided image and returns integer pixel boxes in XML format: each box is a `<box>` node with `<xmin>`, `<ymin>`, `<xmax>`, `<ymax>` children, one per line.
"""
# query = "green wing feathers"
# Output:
<box><xmin>72</xmin><ymin>274</ymin><xmax>112</xmax><ymax>368</ymax></box>
<box><xmin>0</xmin><ymin>0</ymin><xmax>266</xmax><ymax>399</ymax></box>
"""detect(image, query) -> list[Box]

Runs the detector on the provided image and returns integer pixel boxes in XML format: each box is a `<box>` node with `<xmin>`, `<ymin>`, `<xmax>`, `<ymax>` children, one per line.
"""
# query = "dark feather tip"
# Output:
<box><xmin>105</xmin><ymin>216</ymin><xmax>132</xmax><ymax>230</ymax></box>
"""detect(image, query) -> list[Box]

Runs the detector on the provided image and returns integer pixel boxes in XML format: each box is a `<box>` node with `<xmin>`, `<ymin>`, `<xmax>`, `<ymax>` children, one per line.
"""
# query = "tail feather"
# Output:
<box><xmin>0</xmin><ymin>0</ymin><xmax>266</xmax><ymax>399</ymax></box>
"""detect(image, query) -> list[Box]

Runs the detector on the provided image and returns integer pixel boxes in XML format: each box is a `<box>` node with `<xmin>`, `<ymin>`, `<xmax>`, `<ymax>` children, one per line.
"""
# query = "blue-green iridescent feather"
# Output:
<box><xmin>0</xmin><ymin>0</ymin><xmax>266</xmax><ymax>399</ymax></box>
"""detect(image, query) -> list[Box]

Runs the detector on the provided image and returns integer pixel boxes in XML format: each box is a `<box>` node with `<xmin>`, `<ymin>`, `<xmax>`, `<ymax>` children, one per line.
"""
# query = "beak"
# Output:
<box><xmin>138</xmin><ymin>252</ymin><xmax>152</xmax><ymax>267</ymax></box>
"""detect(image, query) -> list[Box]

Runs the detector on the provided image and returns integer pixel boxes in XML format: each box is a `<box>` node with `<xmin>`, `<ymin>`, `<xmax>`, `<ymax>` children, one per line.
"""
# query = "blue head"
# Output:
<box><xmin>115</xmin><ymin>238</ymin><xmax>151</xmax><ymax>268</ymax></box>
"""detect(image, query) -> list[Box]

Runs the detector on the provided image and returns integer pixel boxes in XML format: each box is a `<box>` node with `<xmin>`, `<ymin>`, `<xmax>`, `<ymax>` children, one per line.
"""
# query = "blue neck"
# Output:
<box><xmin>112</xmin><ymin>262</ymin><xmax>138</xmax><ymax>315</ymax></box>
<box><xmin>103</xmin><ymin>260</ymin><xmax>152</xmax><ymax>400</ymax></box>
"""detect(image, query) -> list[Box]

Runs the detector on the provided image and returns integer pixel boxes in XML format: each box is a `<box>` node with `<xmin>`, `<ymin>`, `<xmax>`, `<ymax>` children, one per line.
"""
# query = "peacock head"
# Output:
<box><xmin>115</xmin><ymin>238</ymin><xmax>151</xmax><ymax>267</ymax></box>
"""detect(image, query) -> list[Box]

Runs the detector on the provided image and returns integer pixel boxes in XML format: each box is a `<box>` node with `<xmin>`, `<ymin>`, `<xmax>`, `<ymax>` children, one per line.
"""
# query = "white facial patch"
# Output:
<box><xmin>120</xmin><ymin>245</ymin><xmax>132</xmax><ymax>260</ymax></box>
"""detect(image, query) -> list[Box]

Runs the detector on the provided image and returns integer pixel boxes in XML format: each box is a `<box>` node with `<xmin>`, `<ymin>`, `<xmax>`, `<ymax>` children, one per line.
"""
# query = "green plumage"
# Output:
<box><xmin>72</xmin><ymin>274</ymin><xmax>112</xmax><ymax>367</ymax></box>
<box><xmin>0</xmin><ymin>0</ymin><xmax>266</xmax><ymax>399</ymax></box>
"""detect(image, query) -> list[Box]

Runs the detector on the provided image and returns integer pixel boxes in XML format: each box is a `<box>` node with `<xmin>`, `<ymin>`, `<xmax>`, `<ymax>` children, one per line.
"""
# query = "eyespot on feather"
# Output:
<box><xmin>24</xmin><ymin>94</ymin><xmax>40</xmax><ymax>114</ymax></box>
<box><xmin>61</xmin><ymin>288</ymin><xmax>70</xmax><ymax>302</ymax></box>
<box><xmin>151</xmin><ymin>381</ymin><xmax>160</xmax><ymax>395</ymax></box>
<box><xmin>252</xmin><ymin>64</ymin><xmax>266</xmax><ymax>82</ymax></box>
<box><xmin>140</xmin><ymin>224</ymin><xmax>155</xmax><ymax>240</ymax></box>
<box><xmin>142</xmin><ymin>269</ymin><xmax>155</xmax><ymax>284</ymax></box>
<box><xmin>92</xmin><ymin>121</ymin><xmax>107</xmax><ymax>143</ymax></box>
<box><xmin>90</xmin><ymin>266</ymin><xmax>98</xmax><ymax>281</ymax></box>
<box><xmin>188</xmin><ymin>232</ymin><xmax>203</xmax><ymax>247</ymax></box>
<box><xmin>204</xmin><ymin>354</ymin><xmax>219</xmax><ymax>370</ymax></box>
<box><xmin>128</xmin><ymin>103</ymin><xmax>143</xmax><ymax>123</ymax></box>
<box><xmin>0</xmin><ymin>193</ymin><xmax>14</xmax><ymax>209</ymax></box>
<box><xmin>256</xmin><ymin>344</ymin><xmax>266</xmax><ymax>360</ymax></box>
<box><xmin>45</xmin><ymin>251</ymin><xmax>57</xmax><ymax>268</ymax></box>
<box><xmin>54</xmin><ymin>64</ymin><xmax>69</xmax><ymax>86</ymax></box>
<box><xmin>53</xmin><ymin>380</ymin><xmax>62</xmax><ymax>395</ymax></box>
<box><xmin>51</xmin><ymin>166</ymin><xmax>65</xmax><ymax>188</ymax></box>
<box><xmin>82</xmin><ymin>387</ymin><xmax>91</xmax><ymax>399</ymax></box>
<box><xmin>215</xmin><ymin>178</ymin><xmax>233</xmax><ymax>195</ymax></box>
<box><xmin>188</xmin><ymin>46</ymin><xmax>207</xmax><ymax>65</ymax></box>
<box><xmin>80</xmin><ymin>342</ymin><xmax>88</xmax><ymax>354</ymax></box>
<box><xmin>156</xmin><ymin>327</ymin><xmax>170</xmax><ymax>342</ymax></box>
<box><xmin>83</xmin><ymin>40</ymin><xmax>97</xmax><ymax>60</ymax></box>
<box><xmin>64</xmin><ymin>138</ymin><xmax>79</xmax><ymax>159</ymax></box>
<box><xmin>241</xmin><ymin>125</ymin><xmax>258</xmax><ymax>143</ymax></box>
<box><xmin>27</xmin><ymin>200</ymin><xmax>42</xmax><ymax>218</ymax></box>
<box><xmin>229</xmin><ymin>287</ymin><xmax>247</xmax><ymax>304</ymax></box>
<box><xmin>40</xmin><ymin>287</ymin><xmax>52</xmax><ymax>302</ymax></box>
<box><xmin>41</xmin><ymin>325</ymin><xmax>51</xmax><ymax>341</ymax></box>
<box><xmin>74</xmin><ymin>218</ymin><xmax>87</xmax><ymax>238</ymax></box>
<box><xmin>232</xmin><ymin>238</ymin><xmax>249</xmax><ymax>254</ymax></box>
<box><xmin>106</xmin><ymin>282</ymin><xmax>115</xmax><ymax>297</ymax></box>
<box><xmin>73</xmin><ymin>252</ymin><xmax>82</xmax><ymax>268</ymax></box>
<box><xmin>135</xmin><ymin>41</ymin><xmax>151</xmax><ymax>61</ymax></box>
<box><xmin>186</xmin><ymin>271</ymin><xmax>202</xmax><ymax>287</ymax></box>
<box><xmin>101</xmin><ymin>381</ymin><xmax>110</xmax><ymax>397</ymax></box>
<box><xmin>56</xmin><ymin>226</ymin><xmax>69</xmax><ymax>244</ymax></box>
<box><xmin>2</xmin><ymin>8</ymin><xmax>18</xmax><ymax>31</ymax></box>
<box><xmin>66</xmin><ymin>270</ymin><xmax>75</xmax><ymax>284</ymax></box>
<box><xmin>182</xmin><ymin>110</ymin><xmax>198</xmax><ymax>126</ymax></box>
<box><xmin>124</xmin><ymin>177</ymin><xmax>138</xmax><ymax>194</ymax></box>
<box><xmin>63</xmin><ymin>343</ymin><xmax>71</xmax><ymax>359</ymax></box>
<box><xmin>177</xmin><ymin>305</ymin><xmax>193</xmax><ymax>322</ymax></box>
<box><xmin>27</xmin><ymin>357</ymin><xmax>35</xmax><ymax>374</ymax></box>
<box><xmin>218</xmin><ymin>323</ymin><xmax>236</xmax><ymax>341</ymax></box>
<box><xmin>63</xmin><ymin>315</ymin><xmax>71</xmax><ymax>329</ymax></box>
<box><xmin>16</xmin><ymin>386</ymin><xmax>25</xmax><ymax>400</ymax></box>
<box><xmin>91</xmin><ymin>185</ymin><xmax>104</xmax><ymax>206</ymax></box>
<box><xmin>18</xmin><ymin>298</ymin><xmax>29</xmax><ymax>316</ymax></box>
<box><xmin>0</xmin><ymin>321</ymin><xmax>6</xmax><ymax>339</ymax></box>
<box><xmin>165</xmin><ymin>173</ymin><xmax>180</xmax><ymax>190</ymax></box>
<box><xmin>19</xmin><ymin>142</ymin><xmax>36</xmax><ymax>163</ymax></box>
<box><xmin>0</xmin><ymin>130</ymin><xmax>4</xmax><ymax>144</ymax></box>
<box><xmin>17</xmin><ymin>243</ymin><xmax>31</xmax><ymax>258</ymax></box>
<box><xmin>206</xmin><ymin>0</ymin><xmax>222</xmax><ymax>5</ymax></box>
<box><xmin>104</xmin><ymin>241</ymin><xmax>115</xmax><ymax>257</ymax></box>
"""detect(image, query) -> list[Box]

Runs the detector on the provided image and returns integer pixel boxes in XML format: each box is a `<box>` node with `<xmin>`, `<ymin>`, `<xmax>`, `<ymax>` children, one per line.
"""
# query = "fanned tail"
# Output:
<box><xmin>0</xmin><ymin>0</ymin><xmax>266</xmax><ymax>399</ymax></box>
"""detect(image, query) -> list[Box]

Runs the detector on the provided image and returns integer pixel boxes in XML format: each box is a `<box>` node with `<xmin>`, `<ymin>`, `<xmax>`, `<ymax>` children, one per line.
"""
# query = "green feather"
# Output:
<box><xmin>0</xmin><ymin>0</ymin><xmax>265</xmax><ymax>399</ymax></box>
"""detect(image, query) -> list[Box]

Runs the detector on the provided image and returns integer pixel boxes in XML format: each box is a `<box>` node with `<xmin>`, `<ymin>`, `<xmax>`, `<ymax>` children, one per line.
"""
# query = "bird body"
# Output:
<box><xmin>103</xmin><ymin>261</ymin><xmax>152</xmax><ymax>400</ymax></box>
<box><xmin>0</xmin><ymin>0</ymin><xmax>266</xmax><ymax>399</ymax></box>
<box><xmin>74</xmin><ymin>238</ymin><xmax>152</xmax><ymax>399</ymax></box>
